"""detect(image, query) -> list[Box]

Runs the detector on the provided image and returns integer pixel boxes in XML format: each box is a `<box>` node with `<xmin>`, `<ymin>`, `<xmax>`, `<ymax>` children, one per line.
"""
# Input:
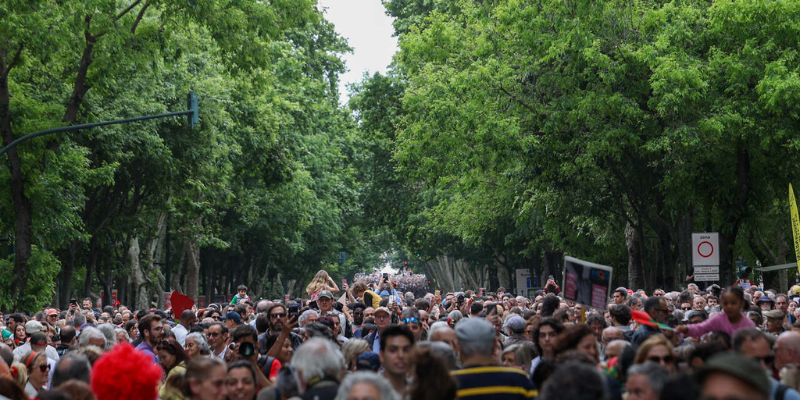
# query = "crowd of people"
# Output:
<box><xmin>352</xmin><ymin>272</ymin><xmax>429</xmax><ymax>300</ymax></box>
<box><xmin>2</xmin><ymin>272</ymin><xmax>800</xmax><ymax>400</ymax></box>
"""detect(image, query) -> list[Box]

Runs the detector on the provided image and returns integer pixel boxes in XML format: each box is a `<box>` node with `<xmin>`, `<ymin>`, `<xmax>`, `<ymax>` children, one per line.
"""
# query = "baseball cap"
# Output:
<box><xmin>792</xmin><ymin>285</ymin><xmax>800</xmax><ymax>296</ymax></box>
<box><xmin>220</xmin><ymin>311</ymin><xmax>242</xmax><ymax>324</ymax></box>
<box><xmin>764</xmin><ymin>309</ymin><xmax>784</xmax><ymax>320</ymax></box>
<box><xmin>374</xmin><ymin>307</ymin><xmax>391</xmax><ymax>316</ymax></box>
<box><xmin>356</xmin><ymin>351</ymin><xmax>381</xmax><ymax>371</ymax></box>
<box><xmin>696</xmin><ymin>352</ymin><xmax>770</xmax><ymax>398</ymax></box>
<box><xmin>318</xmin><ymin>290</ymin><xmax>335</xmax><ymax>300</ymax></box>
<box><xmin>30</xmin><ymin>332</ymin><xmax>48</xmax><ymax>346</ymax></box>
<box><xmin>25</xmin><ymin>320</ymin><xmax>43</xmax><ymax>334</ymax></box>
<box><xmin>46</xmin><ymin>309</ymin><xmax>58</xmax><ymax>316</ymax></box>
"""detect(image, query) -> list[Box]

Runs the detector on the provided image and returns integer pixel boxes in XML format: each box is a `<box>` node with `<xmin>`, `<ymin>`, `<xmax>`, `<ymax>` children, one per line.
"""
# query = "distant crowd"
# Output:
<box><xmin>1</xmin><ymin>272</ymin><xmax>800</xmax><ymax>400</ymax></box>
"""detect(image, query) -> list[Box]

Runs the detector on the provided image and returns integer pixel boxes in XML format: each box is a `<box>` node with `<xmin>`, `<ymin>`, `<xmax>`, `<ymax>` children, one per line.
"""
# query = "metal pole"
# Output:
<box><xmin>1</xmin><ymin>92</ymin><xmax>198</xmax><ymax>157</ymax></box>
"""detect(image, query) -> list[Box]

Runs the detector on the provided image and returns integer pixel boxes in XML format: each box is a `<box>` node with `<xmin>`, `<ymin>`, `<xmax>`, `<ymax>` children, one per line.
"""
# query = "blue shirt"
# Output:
<box><xmin>135</xmin><ymin>342</ymin><xmax>159</xmax><ymax>364</ymax></box>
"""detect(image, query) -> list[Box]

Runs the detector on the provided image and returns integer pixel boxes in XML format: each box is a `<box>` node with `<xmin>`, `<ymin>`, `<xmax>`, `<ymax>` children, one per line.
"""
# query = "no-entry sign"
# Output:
<box><xmin>692</xmin><ymin>232</ymin><xmax>719</xmax><ymax>266</ymax></box>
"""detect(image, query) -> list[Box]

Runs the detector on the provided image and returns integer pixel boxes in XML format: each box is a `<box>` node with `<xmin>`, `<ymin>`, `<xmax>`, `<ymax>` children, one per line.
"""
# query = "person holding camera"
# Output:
<box><xmin>229</xmin><ymin>325</ymin><xmax>276</xmax><ymax>389</ymax></box>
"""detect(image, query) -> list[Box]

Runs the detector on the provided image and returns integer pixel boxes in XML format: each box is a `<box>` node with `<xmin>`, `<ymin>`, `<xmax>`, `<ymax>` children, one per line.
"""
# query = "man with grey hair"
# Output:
<box><xmin>96</xmin><ymin>323</ymin><xmax>118</xmax><ymax>351</ymax></box>
<box><xmin>429</xmin><ymin>322</ymin><xmax>459</xmax><ymax>355</ymax></box>
<box><xmin>299</xmin><ymin>309</ymin><xmax>319</xmax><ymax>327</ymax></box>
<box><xmin>416</xmin><ymin>341</ymin><xmax>458</xmax><ymax>370</ymax></box>
<box><xmin>292</xmin><ymin>338</ymin><xmax>344</xmax><ymax>399</ymax></box>
<box><xmin>625</xmin><ymin>363</ymin><xmax>670</xmax><ymax>400</ymax></box>
<box><xmin>503</xmin><ymin>315</ymin><xmax>536</xmax><ymax>357</ymax></box>
<box><xmin>78</xmin><ymin>326</ymin><xmax>107</xmax><ymax>349</ymax></box>
<box><xmin>451</xmin><ymin>318</ymin><xmax>535</xmax><ymax>398</ymax></box>
<box><xmin>335</xmin><ymin>372</ymin><xmax>400</xmax><ymax>400</ymax></box>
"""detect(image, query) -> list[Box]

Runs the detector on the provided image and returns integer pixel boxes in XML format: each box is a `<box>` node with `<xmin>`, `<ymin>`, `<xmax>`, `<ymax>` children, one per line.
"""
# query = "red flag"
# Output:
<box><xmin>170</xmin><ymin>291</ymin><xmax>195</xmax><ymax>319</ymax></box>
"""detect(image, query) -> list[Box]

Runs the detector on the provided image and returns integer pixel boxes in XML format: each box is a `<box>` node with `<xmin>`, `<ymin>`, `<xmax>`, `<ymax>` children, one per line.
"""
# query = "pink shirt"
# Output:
<box><xmin>686</xmin><ymin>311</ymin><xmax>755</xmax><ymax>338</ymax></box>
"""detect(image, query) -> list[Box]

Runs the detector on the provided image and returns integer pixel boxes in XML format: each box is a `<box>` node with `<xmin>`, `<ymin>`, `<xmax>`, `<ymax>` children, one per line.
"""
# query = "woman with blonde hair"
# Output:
<box><xmin>305</xmin><ymin>270</ymin><xmax>340</xmax><ymax>303</ymax></box>
<box><xmin>342</xmin><ymin>339</ymin><xmax>370</xmax><ymax>371</ymax></box>
<box><xmin>634</xmin><ymin>335</ymin><xmax>675</xmax><ymax>374</ymax></box>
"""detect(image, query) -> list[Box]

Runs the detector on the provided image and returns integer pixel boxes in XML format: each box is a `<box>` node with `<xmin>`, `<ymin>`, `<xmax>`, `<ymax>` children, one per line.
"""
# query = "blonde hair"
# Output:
<box><xmin>634</xmin><ymin>335</ymin><xmax>674</xmax><ymax>365</ymax></box>
<box><xmin>10</xmin><ymin>361</ymin><xmax>27</xmax><ymax>388</ymax></box>
<box><xmin>341</xmin><ymin>339</ymin><xmax>370</xmax><ymax>370</ymax></box>
<box><xmin>306</xmin><ymin>270</ymin><xmax>329</xmax><ymax>294</ymax></box>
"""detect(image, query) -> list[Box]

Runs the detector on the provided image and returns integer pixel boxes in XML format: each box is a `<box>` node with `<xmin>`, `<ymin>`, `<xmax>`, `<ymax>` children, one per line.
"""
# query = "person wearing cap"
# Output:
<box><xmin>364</xmin><ymin>307</ymin><xmax>392</xmax><ymax>353</ymax></box>
<box><xmin>759</xmin><ymin>296</ymin><xmax>777</xmax><ymax>311</ymax></box>
<box><xmin>503</xmin><ymin>315</ymin><xmax>537</xmax><ymax>358</ymax></box>
<box><xmin>765</xmin><ymin>310</ymin><xmax>788</xmax><ymax>336</ymax></box>
<box><xmin>45</xmin><ymin>309</ymin><xmax>60</xmax><ymax>334</ymax></box>
<box><xmin>697</xmin><ymin>351</ymin><xmax>770</xmax><ymax>400</ymax></box>
<box><xmin>735</xmin><ymin>328</ymin><xmax>800</xmax><ymax>400</ymax></box>
<box><xmin>451</xmin><ymin>318</ymin><xmax>535</xmax><ymax>400</ymax></box>
<box><xmin>12</xmin><ymin>321</ymin><xmax>60</xmax><ymax>362</ymax></box>
<box><xmin>318</xmin><ymin>290</ymin><xmax>347</xmax><ymax>340</ymax></box>
<box><xmin>221</xmin><ymin>311</ymin><xmax>242</xmax><ymax>330</ymax></box>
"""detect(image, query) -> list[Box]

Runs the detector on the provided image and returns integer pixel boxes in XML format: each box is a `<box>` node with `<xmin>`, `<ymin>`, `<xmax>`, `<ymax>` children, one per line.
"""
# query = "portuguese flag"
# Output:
<box><xmin>631</xmin><ymin>310</ymin><xmax>674</xmax><ymax>331</ymax></box>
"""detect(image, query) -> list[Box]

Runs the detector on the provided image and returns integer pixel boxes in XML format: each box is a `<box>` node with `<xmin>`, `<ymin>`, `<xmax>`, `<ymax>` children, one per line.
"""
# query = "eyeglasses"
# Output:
<box><xmin>39</xmin><ymin>364</ymin><xmax>51</xmax><ymax>372</ymax></box>
<box><xmin>402</xmin><ymin>318</ymin><xmax>419</xmax><ymax>324</ymax></box>
<box><xmin>648</xmin><ymin>355</ymin><xmax>674</xmax><ymax>364</ymax></box>
<box><xmin>270</xmin><ymin>313</ymin><xmax>286</xmax><ymax>319</ymax></box>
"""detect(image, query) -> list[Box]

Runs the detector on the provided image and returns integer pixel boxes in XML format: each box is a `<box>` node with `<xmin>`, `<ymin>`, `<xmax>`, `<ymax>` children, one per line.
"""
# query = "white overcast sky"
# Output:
<box><xmin>317</xmin><ymin>0</ymin><xmax>399</xmax><ymax>104</ymax></box>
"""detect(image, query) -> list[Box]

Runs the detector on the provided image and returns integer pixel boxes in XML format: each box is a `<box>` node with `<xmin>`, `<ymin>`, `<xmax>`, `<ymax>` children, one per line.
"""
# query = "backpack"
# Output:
<box><xmin>258</xmin><ymin>356</ymin><xmax>276</xmax><ymax>377</ymax></box>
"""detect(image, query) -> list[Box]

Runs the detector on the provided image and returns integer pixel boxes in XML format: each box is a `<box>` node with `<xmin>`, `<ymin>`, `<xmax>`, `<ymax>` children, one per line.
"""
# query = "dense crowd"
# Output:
<box><xmin>352</xmin><ymin>273</ymin><xmax>429</xmax><ymax>300</ymax></box>
<box><xmin>2</xmin><ymin>272</ymin><xmax>800</xmax><ymax>400</ymax></box>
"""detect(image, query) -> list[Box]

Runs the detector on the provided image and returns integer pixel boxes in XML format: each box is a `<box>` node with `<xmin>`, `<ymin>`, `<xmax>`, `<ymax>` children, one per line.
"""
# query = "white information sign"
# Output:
<box><xmin>515</xmin><ymin>269</ymin><xmax>531</xmax><ymax>296</ymax></box>
<box><xmin>694</xmin><ymin>266</ymin><xmax>719</xmax><ymax>274</ymax></box>
<box><xmin>692</xmin><ymin>233</ymin><xmax>720</xmax><ymax>266</ymax></box>
<box><xmin>695</xmin><ymin>274</ymin><xmax>720</xmax><ymax>282</ymax></box>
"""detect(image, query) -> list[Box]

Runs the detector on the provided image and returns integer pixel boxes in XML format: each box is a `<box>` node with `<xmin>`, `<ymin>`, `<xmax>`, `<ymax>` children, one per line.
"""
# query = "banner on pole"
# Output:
<box><xmin>790</xmin><ymin>184</ymin><xmax>800</xmax><ymax>275</ymax></box>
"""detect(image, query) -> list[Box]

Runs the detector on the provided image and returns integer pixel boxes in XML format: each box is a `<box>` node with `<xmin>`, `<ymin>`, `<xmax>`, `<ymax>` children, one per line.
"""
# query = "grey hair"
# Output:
<box><xmin>185</xmin><ymin>332</ymin><xmax>211</xmax><ymax>355</ymax></box>
<box><xmin>114</xmin><ymin>327</ymin><xmax>130</xmax><ymax>342</ymax></box>
<box><xmin>292</xmin><ymin>338</ymin><xmax>344</xmax><ymax>385</ymax></box>
<box><xmin>96</xmin><ymin>323</ymin><xmax>118</xmax><ymax>351</ymax></box>
<box><xmin>299</xmin><ymin>310</ymin><xmax>319</xmax><ymax>325</ymax></box>
<box><xmin>334</xmin><ymin>372</ymin><xmax>400</xmax><ymax>400</ymax></box>
<box><xmin>71</xmin><ymin>314</ymin><xmax>86</xmax><ymax>327</ymax></box>
<box><xmin>516</xmin><ymin>296</ymin><xmax>526</xmax><ymax>304</ymax></box>
<box><xmin>427</xmin><ymin>321</ymin><xmax>449</xmax><ymax>340</ymax></box>
<box><xmin>416</xmin><ymin>341</ymin><xmax>457</xmax><ymax>370</ymax></box>
<box><xmin>447</xmin><ymin>310</ymin><xmax>463</xmax><ymax>324</ymax></box>
<box><xmin>455</xmin><ymin>318</ymin><xmax>495</xmax><ymax>358</ymax></box>
<box><xmin>627</xmin><ymin>363</ymin><xmax>670</xmax><ymax>396</ymax></box>
<box><xmin>78</xmin><ymin>326</ymin><xmax>106</xmax><ymax>348</ymax></box>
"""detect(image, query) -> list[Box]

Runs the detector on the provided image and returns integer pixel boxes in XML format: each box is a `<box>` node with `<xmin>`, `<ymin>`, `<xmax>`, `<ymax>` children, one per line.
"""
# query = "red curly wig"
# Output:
<box><xmin>90</xmin><ymin>342</ymin><xmax>163</xmax><ymax>400</ymax></box>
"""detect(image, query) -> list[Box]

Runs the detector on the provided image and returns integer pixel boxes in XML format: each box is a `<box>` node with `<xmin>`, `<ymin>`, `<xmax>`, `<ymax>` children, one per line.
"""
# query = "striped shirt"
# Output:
<box><xmin>452</xmin><ymin>366</ymin><xmax>537</xmax><ymax>400</ymax></box>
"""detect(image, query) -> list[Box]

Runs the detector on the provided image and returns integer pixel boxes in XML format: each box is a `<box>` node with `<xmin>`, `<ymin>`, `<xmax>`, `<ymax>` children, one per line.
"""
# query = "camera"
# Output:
<box><xmin>239</xmin><ymin>342</ymin><xmax>255</xmax><ymax>357</ymax></box>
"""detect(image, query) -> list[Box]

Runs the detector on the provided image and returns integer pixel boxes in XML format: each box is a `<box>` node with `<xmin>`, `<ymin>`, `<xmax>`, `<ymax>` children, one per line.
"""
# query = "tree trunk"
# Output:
<box><xmin>184</xmin><ymin>233</ymin><xmax>201</xmax><ymax>301</ymax></box>
<box><xmin>0</xmin><ymin>47</ymin><xmax>33</xmax><ymax>310</ymax></box>
<box><xmin>129</xmin><ymin>237</ymin><xmax>148</xmax><ymax>309</ymax></box>
<box><xmin>626</xmin><ymin>221</ymin><xmax>645</xmax><ymax>290</ymax></box>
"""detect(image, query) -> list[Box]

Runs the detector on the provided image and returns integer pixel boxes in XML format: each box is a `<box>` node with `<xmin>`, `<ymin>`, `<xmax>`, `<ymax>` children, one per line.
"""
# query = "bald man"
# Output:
<box><xmin>775</xmin><ymin>331</ymin><xmax>800</xmax><ymax>371</ymax></box>
<box><xmin>605</xmin><ymin>340</ymin><xmax>629</xmax><ymax>360</ymax></box>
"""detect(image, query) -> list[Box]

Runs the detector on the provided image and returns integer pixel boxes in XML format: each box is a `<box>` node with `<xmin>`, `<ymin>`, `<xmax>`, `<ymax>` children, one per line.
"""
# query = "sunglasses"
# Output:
<box><xmin>38</xmin><ymin>364</ymin><xmax>51</xmax><ymax>372</ymax></box>
<box><xmin>681</xmin><ymin>307</ymin><xmax>691</xmax><ymax>310</ymax></box>
<box><xmin>402</xmin><ymin>317</ymin><xmax>419</xmax><ymax>324</ymax></box>
<box><xmin>648</xmin><ymin>355</ymin><xmax>674</xmax><ymax>364</ymax></box>
<box><xmin>270</xmin><ymin>313</ymin><xmax>286</xmax><ymax>319</ymax></box>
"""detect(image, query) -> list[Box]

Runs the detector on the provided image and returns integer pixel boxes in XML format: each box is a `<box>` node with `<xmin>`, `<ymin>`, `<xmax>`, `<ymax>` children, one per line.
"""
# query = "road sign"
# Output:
<box><xmin>694</xmin><ymin>266</ymin><xmax>719</xmax><ymax>274</ymax></box>
<box><xmin>692</xmin><ymin>233</ymin><xmax>719</xmax><ymax>266</ymax></box>
<box><xmin>695</xmin><ymin>274</ymin><xmax>720</xmax><ymax>282</ymax></box>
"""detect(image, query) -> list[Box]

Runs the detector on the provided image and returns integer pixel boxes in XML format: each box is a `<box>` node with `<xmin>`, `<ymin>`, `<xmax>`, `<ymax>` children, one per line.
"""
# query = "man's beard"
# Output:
<box><xmin>270</xmin><ymin>322</ymin><xmax>283</xmax><ymax>332</ymax></box>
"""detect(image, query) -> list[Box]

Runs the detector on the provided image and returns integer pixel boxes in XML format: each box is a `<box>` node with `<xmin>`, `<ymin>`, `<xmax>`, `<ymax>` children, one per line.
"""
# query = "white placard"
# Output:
<box><xmin>694</xmin><ymin>266</ymin><xmax>719</xmax><ymax>274</ymax></box>
<box><xmin>515</xmin><ymin>269</ymin><xmax>531</xmax><ymax>296</ymax></box>
<box><xmin>695</xmin><ymin>274</ymin><xmax>720</xmax><ymax>282</ymax></box>
<box><xmin>692</xmin><ymin>233</ymin><xmax>720</xmax><ymax>266</ymax></box>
